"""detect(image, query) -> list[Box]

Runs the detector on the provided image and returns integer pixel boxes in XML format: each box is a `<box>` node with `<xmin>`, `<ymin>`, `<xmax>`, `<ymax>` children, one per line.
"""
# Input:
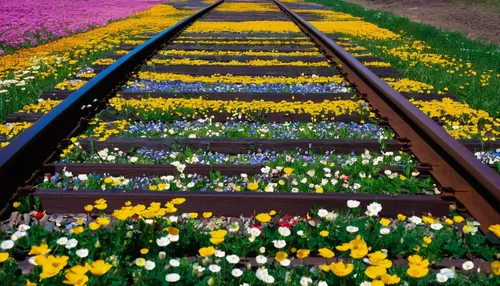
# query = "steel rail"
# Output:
<box><xmin>0</xmin><ymin>0</ymin><xmax>224</xmax><ymax>210</ymax></box>
<box><xmin>273</xmin><ymin>0</ymin><xmax>500</xmax><ymax>231</ymax></box>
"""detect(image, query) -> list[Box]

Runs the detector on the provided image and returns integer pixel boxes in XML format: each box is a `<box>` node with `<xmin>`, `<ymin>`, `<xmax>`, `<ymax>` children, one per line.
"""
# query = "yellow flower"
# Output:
<box><xmin>209</xmin><ymin>229</ymin><xmax>228</xmax><ymax>245</ymax></box>
<box><xmin>329</xmin><ymin>261</ymin><xmax>354</xmax><ymax>277</ymax></box>
<box><xmin>13</xmin><ymin>202</ymin><xmax>21</xmax><ymax>208</ymax></box>
<box><xmin>318</xmin><ymin>248</ymin><xmax>334</xmax><ymax>259</ymax></box>
<box><xmin>349</xmin><ymin>235</ymin><xmax>368</xmax><ymax>259</ymax></box>
<box><xmin>103</xmin><ymin>178</ymin><xmax>113</xmax><ymax>184</ymax></box>
<box><xmin>269</xmin><ymin>210</ymin><xmax>276</xmax><ymax>216</ymax></box>
<box><xmin>28</xmin><ymin>243</ymin><xmax>51</xmax><ymax>256</ymax></box>
<box><xmin>445</xmin><ymin>218</ymin><xmax>454</xmax><ymax>225</ymax></box>
<box><xmin>25</xmin><ymin>280</ymin><xmax>37</xmax><ymax>286</ymax></box>
<box><xmin>63</xmin><ymin>272</ymin><xmax>89</xmax><ymax>285</ymax></box>
<box><xmin>135</xmin><ymin>258</ymin><xmax>146</xmax><ymax>267</ymax></box>
<box><xmin>366</xmin><ymin>266</ymin><xmax>388</xmax><ymax>280</ymax></box>
<box><xmin>96</xmin><ymin>217</ymin><xmax>110</xmax><ymax>226</ymax></box>
<box><xmin>170</xmin><ymin>198</ymin><xmax>186</xmax><ymax>205</ymax></box>
<box><xmin>320</xmin><ymin>230</ymin><xmax>329</xmax><ymax>237</ymax></box>
<box><xmin>491</xmin><ymin>261</ymin><xmax>500</xmax><ymax>276</ymax></box>
<box><xmin>198</xmin><ymin>246</ymin><xmax>215</xmax><ymax>257</ymax></box>
<box><xmin>140</xmin><ymin>248</ymin><xmax>149</xmax><ymax>255</ymax></box>
<box><xmin>87</xmin><ymin>260</ymin><xmax>112</xmax><ymax>276</ymax></box>
<box><xmin>67</xmin><ymin>265</ymin><xmax>90</xmax><ymax>276</ymax></box>
<box><xmin>247</xmin><ymin>182</ymin><xmax>259</xmax><ymax>191</ymax></box>
<box><xmin>0</xmin><ymin>252</ymin><xmax>9</xmax><ymax>263</ymax></box>
<box><xmin>89</xmin><ymin>222</ymin><xmax>100</xmax><ymax>231</ymax></box>
<box><xmin>76</xmin><ymin>219</ymin><xmax>84</xmax><ymax>225</ymax></box>
<box><xmin>320</xmin><ymin>264</ymin><xmax>330</xmax><ymax>272</ymax></box>
<box><xmin>382</xmin><ymin>273</ymin><xmax>401</xmax><ymax>284</ymax></box>
<box><xmin>189</xmin><ymin>212</ymin><xmax>198</xmax><ymax>219</ymax></box>
<box><xmin>397</xmin><ymin>214</ymin><xmax>406</xmax><ymax>221</ymax></box>
<box><xmin>489</xmin><ymin>224</ymin><xmax>500</xmax><ymax>239</ymax></box>
<box><xmin>36</xmin><ymin>255</ymin><xmax>69</xmax><ymax>280</ymax></box>
<box><xmin>71</xmin><ymin>226</ymin><xmax>84</xmax><ymax>234</ymax></box>
<box><xmin>422</xmin><ymin>216</ymin><xmax>435</xmax><ymax>224</ymax></box>
<box><xmin>275</xmin><ymin>251</ymin><xmax>288</xmax><ymax>263</ymax></box>
<box><xmin>255</xmin><ymin>213</ymin><xmax>271</xmax><ymax>223</ymax></box>
<box><xmin>453</xmin><ymin>216</ymin><xmax>464</xmax><ymax>223</ymax></box>
<box><xmin>296</xmin><ymin>249</ymin><xmax>310</xmax><ymax>259</ymax></box>
<box><xmin>84</xmin><ymin>205</ymin><xmax>93</xmax><ymax>212</ymax></box>
<box><xmin>94</xmin><ymin>203</ymin><xmax>107</xmax><ymax>210</ymax></box>
<box><xmin>203</xmin><ymin>212</ymin><xmax>213</xmax><ymax>218</ymax></box>
<box><xmin>407</xmin><ymin>266</ymin><xmax>429</xmax><ymax>278</ymax></box>
<box><xmin>368</xmin><ymin>251</ymin><xmax>392</xmax><ymax>268</ymax></box>
<box><xmin>167</xmin><ymin>227</ymin><xmax>179</xmax><ymax>236</ymax></box>
<box><xmin>335</xmin><ymin>242</ymin><xmax>351</xmax><ymax>252</ymax></box>
<box><xmin>379</xmin><ymin>218</ymin><xmax>391</xmax><ymax>226</ymax></box>
<box><xmin>284</xmin><ymin>167</ymin><xmax>294</xmax><ymax>175</ymax></box>
<box><xmin>423</xmin><ymin>236</ymin><xmax>432</xmax><ymax>245</ymax></box>
<box><xmin>408</xmin><ymin>255</ymin><xmax>429</xmax><ymax>268</ymax></box>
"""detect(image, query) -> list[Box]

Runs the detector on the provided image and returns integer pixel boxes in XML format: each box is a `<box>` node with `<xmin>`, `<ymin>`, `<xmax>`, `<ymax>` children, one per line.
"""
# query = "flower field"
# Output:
<box><xmin>0</xmin><ymin>0</ymin><xmax>164</xmax><ymax>54</ymax></box>
<box><xmin>0</xmin><ymin>0</ymin><xmax>499</xmax><ymax>285</ymax></box>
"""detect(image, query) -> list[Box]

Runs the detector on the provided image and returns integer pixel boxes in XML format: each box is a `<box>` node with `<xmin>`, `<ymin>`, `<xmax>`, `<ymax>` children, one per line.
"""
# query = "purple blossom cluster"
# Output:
<box><xmin>123</xmin><ymin>80</ymin><xmax>351</xmax><ymax>93</ymax></box>
<box><xmin>0</xmin><ymin>0</ymin><xmax>163</xmax><ymax>53</ymax></box>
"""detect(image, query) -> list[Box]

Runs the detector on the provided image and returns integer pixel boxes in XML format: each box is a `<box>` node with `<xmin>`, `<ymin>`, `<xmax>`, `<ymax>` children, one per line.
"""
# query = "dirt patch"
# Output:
<box><xmin>343</xmin><ymin>0</ymin><xmax>500</xmax><ymax>45</ymax></box>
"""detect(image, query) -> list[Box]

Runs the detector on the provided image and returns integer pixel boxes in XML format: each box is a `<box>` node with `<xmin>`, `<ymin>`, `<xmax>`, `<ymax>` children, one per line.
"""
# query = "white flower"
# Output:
<box><xmin>159</xmin><ymin>251</ymin><xmax>166</xmax><ymax>260</ymax></box>
<box><xmin>261</xmin><ymin>166</ymin><xmax>271</xmax><ymax>174</ymax></box>
<box><xmin>11</xmin><ymin>231</ymin><xmax>26</xmax><ymax>241</ymax></box>
<box><xmin>0</xmin><ymin>240</ymin><xmax>14</xmax><ymax>250</ymax></box>
<box><xmin>297</xmin><ymin>230</ymin><xmax>304</xmax><ymax>237</ymax></box>
<box><xmin>462</xmin><ymin>261</ymin><xmax>474</xmax><ymax>270</ymax></box>
<box><xmin>256</xmin><ymin>255</ymin><xmax>267</xmax><ymax>264</ymax></box>
<box><xmin>76</xmin><ymin>248</ymin><xmax>89</xmax><ymax>258</ymax></box>
<box><xmin>248</xmin><ymin>227</ymin><xmax>261</xmax><ymax>237</ymax></box>
<box><xmin>215</xmin><ymin>250</ymin><xmax>225</xmax><ymax>258</ymax></box>
<box><xmin>436</xmin><ymin>273</ymin><xmax>448</xmax><ymax>283</ymax></box>
<box><xmin>409</xmin><ymin>216</ymin><xmax>422</xmax><ymax>224</ymax></box>
<box><xmin>317</xmin><ymin>209</ymin><xmax>329</xmax><ymax>217</ymax></box>
<box><xmin>439</xmin><ymin>268</ymin><xmax>456</xmax><ymax>279</ymax></box>
<box><xmin>365</xmin><ymin>202</ymin><xmax>382</xmax><ymax>216</ymax></box>
<box><xmin>168</xmin><ymin>233</ymin><xmax>179</xmax><ymax>242</ymax></box>
<box><xmin>209</xmin><ymin>264</ymin><xmax>221</xmax><ymax>273</ymax></box>
<box><xmin>169</xmin><ymin>259</ymin><xmax>180</xmax><ymax>267</ymax></box>
<box><xmin>78</xmin><ymin>174</ymin><xmax>88</xmax><ymax>181</ymax></box>
<box><xmin>57</xmin><ymin>237</ymin><xmax>68</xmax><ymax>245</ymax></box>
<box><xmin>165</xmin><ymin>273</ymin><xmax>180</xmax><ymax>282</ymax></box>
<box><xmin>145</xmin><ymin>260</ymin><xmax>156</xmax><ymax>270</ymax></box>
<box><xmin>231</xmin><ymin>268</ymin><xmax>243</xmax><ymax>277</ymax></box>
<box><xmin>359</xmin><ymin>282</ymin><xmax>372</xmax><ymax>286</ymax></box>
<box><xmin>65</xmin><ymin>239</ymin><xmax>78</xmax><ymax>249</ymax></box>
<box><xmin>278</xmin><ymin>227</ymin><xmax>291</xmax><ymax>237</ymax></box>
<box><xmin>380</xmin><ymin>227</ymin><xmax>391</xmax><ymax>235</ymax></box>
<box><xmin>28</xmin><ymin>256</ymin><xmax>38</xmax><ymax>265</ymax></box>
<box><xmin>226</xmin><ymin>255</ymin><xmax>240</xmax><ymax>264</ymax></box>
<box><xmin>280</xmin><ymin>259</ymin><xmax>291</xmax><ymax>266</ymax></box>
<box><xmin>157</xmin><ymin>236</ymin><xmax>170</xmax><ymax>247</ymax></box>
<box><xmin>346</xmin><ymin>226</ymin><xmax>359</xmax><ymax>233</ymax></box>
<box><xmin>300</xmin><ymin>276</ymin><xmax>313</xmax><ymax>286</ymax></box>
<box><xmin>18</xmin><ymin>224</ymin><xmax>30</xmax><ymax>232</ymax></box>
<box><xmin>306</xmin><ymin>169</ymin><xmax>316</xmax><ymax>177</ymax></box>
<box><xmin>129</xmin><ymin>156</ymin><xmax>138</xmax><ymax>163</ymax></box>
<box><xmin>430</xmin><ymin>223</ymin><xmax>443</xmax><ymax>230</ymax></box>
<box><xmin>273</xmin><ymin>240</ymin><xmax>286</xmax><ymax>249</ymax></box>
<box><xmin>318</xmin><ymin>281</ymin><xmax>328</xmax><ymax>286</ymax></box>
<box><xmin>259</xmin><ymin>247</ymin><xmax>266</xmax><ymax>253</ymax></box>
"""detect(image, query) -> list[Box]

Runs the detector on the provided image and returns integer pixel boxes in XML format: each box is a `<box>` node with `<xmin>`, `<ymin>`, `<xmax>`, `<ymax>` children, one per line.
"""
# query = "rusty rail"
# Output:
<box><xmin>273</xmin><ymin>0</ymin><xmax>500</xmax><ymax>231</ymax></box>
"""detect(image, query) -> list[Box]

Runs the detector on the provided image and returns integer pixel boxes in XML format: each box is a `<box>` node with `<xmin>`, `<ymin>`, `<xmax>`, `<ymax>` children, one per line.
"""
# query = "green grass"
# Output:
<box><xmin>307</xmin><ymin>0</ymin><xmax>500</xmax><ymax>117</ymax></box>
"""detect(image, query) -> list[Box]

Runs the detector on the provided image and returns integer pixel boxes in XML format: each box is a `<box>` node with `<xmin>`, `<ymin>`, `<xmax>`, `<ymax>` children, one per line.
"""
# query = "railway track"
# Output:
<box><xmin>0</xmin><ymin>0</ymin><xmax>499</xmax><ymax>236</ymax></box>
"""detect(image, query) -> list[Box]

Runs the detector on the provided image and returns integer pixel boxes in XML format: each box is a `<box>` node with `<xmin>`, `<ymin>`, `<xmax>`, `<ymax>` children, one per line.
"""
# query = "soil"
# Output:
<box><xmin>342</xmin><ymin>0</ymin><xmax>500</xmax><ymax>45</ymax></box>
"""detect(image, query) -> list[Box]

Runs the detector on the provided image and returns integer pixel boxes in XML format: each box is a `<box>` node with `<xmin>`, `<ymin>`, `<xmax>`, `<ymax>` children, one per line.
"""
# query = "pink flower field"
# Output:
<box><xmin>0</xmin><ymin>0</ymin><xmax>164</xmax><ymax>54</ymax></box>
